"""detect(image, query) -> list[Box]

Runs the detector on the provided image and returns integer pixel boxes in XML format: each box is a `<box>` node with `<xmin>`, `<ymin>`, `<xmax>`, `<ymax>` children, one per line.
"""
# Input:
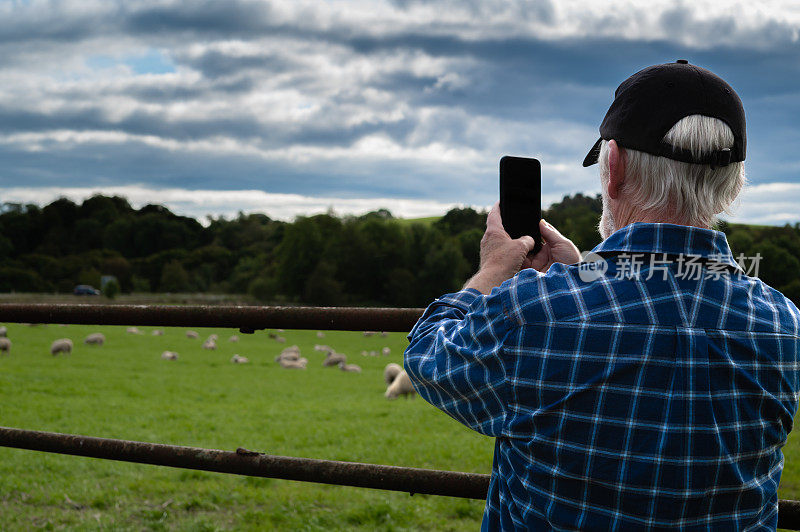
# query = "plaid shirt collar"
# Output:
<box><xmin>590</xmin><ymin>222</ymin><xmax>743</xmax><ymax>272</ymax></box>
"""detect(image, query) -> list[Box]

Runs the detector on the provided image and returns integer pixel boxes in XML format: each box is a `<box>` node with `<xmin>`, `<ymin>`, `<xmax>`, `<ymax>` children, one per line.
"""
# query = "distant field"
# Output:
<box><xmin>0</xmin><ymin>323</ymin><xmax>491</xmax><ymax>531</ymax></box>
<box><xmin>3</xmin><ymin>321</ymin><xmax>800</xmax><ymax>531</ymax></box>
<box><xmin>392</xmin><ymin>216</ymin><xmax>440</xmax><ymax>227</ymax></box>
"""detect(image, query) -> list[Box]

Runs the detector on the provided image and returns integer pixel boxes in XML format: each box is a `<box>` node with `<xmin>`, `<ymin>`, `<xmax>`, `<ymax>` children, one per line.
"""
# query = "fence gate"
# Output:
<box><xmin>1</xmin><ymin>303</ymin><xmax>799</xmax><ymax>530</ymax></box>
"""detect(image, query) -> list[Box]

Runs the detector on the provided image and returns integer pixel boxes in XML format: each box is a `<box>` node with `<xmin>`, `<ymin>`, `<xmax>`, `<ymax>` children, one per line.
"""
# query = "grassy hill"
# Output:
<box><xmin>0</xmin><ymin>322</ymin><xmax>490</xmax><ymax>530</ymax></box>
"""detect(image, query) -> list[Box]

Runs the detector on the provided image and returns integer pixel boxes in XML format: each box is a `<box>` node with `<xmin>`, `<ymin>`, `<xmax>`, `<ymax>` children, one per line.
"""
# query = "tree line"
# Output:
<box><xmin>0</xmin><ymin>194</ymin><xmax>798</xmax><ymax>307</ymax></box>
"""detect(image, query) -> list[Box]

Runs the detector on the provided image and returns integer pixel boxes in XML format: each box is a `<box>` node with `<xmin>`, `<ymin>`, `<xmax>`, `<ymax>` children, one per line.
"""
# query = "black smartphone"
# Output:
<box><xmin>499</xmin><ymin>155</ymin><xmax>542</xmax><ymax>254</ymax></box>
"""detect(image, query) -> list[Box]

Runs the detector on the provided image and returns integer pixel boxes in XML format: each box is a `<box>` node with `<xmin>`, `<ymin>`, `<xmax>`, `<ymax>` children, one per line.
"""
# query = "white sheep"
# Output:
<box><xmin>381</xmin><ymin>347</ymin><xmax>391</xmax><ymax>356</ymax></box>
<box><xmin>161</xmin><ymin>350</ymin><xmax>179</xmax><ymax>360</ymax></box>
<box><xmin>84</xmin><ymin>333</ymin><xmax>105</xmax><ymax>346</ymax></box>
<box><xmin>0</xmin><ymin>337</ymin><xmax>10</xmax><ymax>355</ymax></box>
<box><xmin>275</xmin><ymin>345</ymin><xmax>301</xmax><ymax>363</ymax></box>
<box><xmin>0</xmin><ymin>325</ymin><xmax>7</xmax><ymax>337</ymax></box>
<box><xmin>314</xmin><ymin>344</ymin><xmax>333</xmax><ymax>354</ymax></box>
<box><xmin>338</xmin><ymin>361</ymin><xmax>362</xmax><ymax>373</ymax></box>
<box><xmin>380</xmin><ymin>331</ymin><xmax>388</xmax><ymax>338</ymax></box>
<box><xmin>385</xmin><ymin>370</ymin><xmax>415</xmax><ymax>400</ymax></box>
<box><xmin>275</xmin><ymin>336</ymin><xmax>287</xmax><ymax>343</ymax></box>
<box><xmin>323</xmin><ymin>351</ymin><xmax>347</xmax><ymax>367</ymax></box>
<box><xmin>231</xmin><ymin>354</ymin><xmax>249</xmax><ymax>364</ymax></box>
<box><xmin>186</xmin><ymin>330</ymin><xmax>199</xmax><ymax>339</ymax></box>
<box><xmin>384</xmin><ymin>363</ymin><xmax>402</xmax><ymax>385</ymax></box>
<box><xmin>280</xmin><ymin>356</ymin><xmax>307</xmax><ymax>369</ymax></box>
<box><xmin>202</xmin><ymin>339</ymin><xmax>217</xmax><ymax>350</ymax></box>
<box><xmin>363</xmin><ymin>331</ymin><xmax>377</xmax><ymax>337</ymax></box>
<box><xmin>229</xmin><ymin>335</ymin><xmax>239</xmax><ymax>343</ymax></box>
<box><xmin>51</xmin><ymin>338</ymin><xmax>73</xmax><ymax>356</ymax></box>
<box><xmin>316</xmin><ymin>331</ymin><xmax>325</xmax><ymax>338</ymax></box>
<box><xmin>152</xmin><ymin>329</ymin><xmax>164</xmax><ymax>336</ymax></box>
<box><xmin>126</xmin><ymin>327</ymin><xmax>142</xmax><ymax>335</ymax></box>
<box><xmin>208</xmin><ymin>334</ymin><xmax>218</xmax><ymax>342</ymax></box>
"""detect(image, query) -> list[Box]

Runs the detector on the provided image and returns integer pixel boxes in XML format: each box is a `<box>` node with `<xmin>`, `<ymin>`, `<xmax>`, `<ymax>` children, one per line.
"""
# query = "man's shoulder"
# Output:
<box><xmin>502</xmin><ymin>262</ymin><xmax>621</xmax><ymax>325</ymax></box>
<box><xmin>502</xmin><ymin>262</ymin><xmax>800</xmax><ymax>335</ymax></box>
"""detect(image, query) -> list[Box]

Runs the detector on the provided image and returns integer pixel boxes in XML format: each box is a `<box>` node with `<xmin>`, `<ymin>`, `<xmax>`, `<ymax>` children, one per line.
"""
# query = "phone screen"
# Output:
<box><xmin>499</xmin><ymin>156</ymin><xmax>542</xmax><ymax>253</ymax></box>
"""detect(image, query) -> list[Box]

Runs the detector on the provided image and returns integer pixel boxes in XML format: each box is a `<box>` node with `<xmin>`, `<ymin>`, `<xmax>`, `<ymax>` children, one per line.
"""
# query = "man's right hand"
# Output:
<box><xmin>524</xmin><ymin>219</ymin><xmax>581</xmax><ymax>273</ymax></box>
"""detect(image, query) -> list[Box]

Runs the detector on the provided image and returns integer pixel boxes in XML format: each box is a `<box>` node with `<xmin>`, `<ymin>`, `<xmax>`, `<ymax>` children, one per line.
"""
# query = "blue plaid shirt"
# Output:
<box><xmin>405</xmin><ymin>223</ymin><xmax>800</xmax><ymax>531</ymax></box>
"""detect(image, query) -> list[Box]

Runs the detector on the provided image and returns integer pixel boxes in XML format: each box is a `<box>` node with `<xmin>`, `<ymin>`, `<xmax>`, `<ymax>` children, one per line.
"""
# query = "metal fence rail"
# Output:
<box><xmin>0</xmin><ymin>427</ymin><xmax>488</xmax><ymax>499</ymax></box>
<box><xmin>0</xmin><ymin>303</ymin><xmax>425</xmax><ymax>333</ymax></box>
<box><xmin>2</xmin><ymin>427</ymin><xmax>799</xmax><ymax>529</ymax></box>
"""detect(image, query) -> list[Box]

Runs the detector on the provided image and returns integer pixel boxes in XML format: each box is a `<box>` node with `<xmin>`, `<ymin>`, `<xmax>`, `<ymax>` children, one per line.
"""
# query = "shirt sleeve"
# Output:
<box><xmin>404</xmin><ymin>287</ymin><xmax>512</xmax><ymax>437</ymax></box>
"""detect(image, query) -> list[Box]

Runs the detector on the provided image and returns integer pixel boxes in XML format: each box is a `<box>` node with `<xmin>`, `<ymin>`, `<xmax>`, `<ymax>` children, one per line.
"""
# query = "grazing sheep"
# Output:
<box><xmin>280</xmin><ymin>356</ymin><xmax>307</xmax><ymax>369</ymax></box>
<box><xmin>186</xmin><ymin>330</ymin><xmax>199</xmax><ymax>339</ymax></box>
<box><xmin>384</xmin><ymin>363</ymin><xmax>402</xmax><ymax>385</ymax></box>
<box><xmin>275</xmin><ymin>336</ymin><xmax>286</xmax><ymax>343</ymax></box>
<box><xmin>275</xmin><ymin>345</ymin><xmax>301</xmax><ymax>362</ymax></box>
<box><xmin>0</xmin><ymin>325</ymin><xmax>6</xmax><ymax>337</ymax></box>
<box><xmin>202</xmin><ymin>339</ymin><xmax>217</xmax><ymax>350</ymax></box>
<box><xmin>229</xmin><ymin>335</ymin><xmax>239</xmax><ymax>343</ymax></box>
<box><xmin>208</xmin><ymin>334</ymin><xmax>219</xmax><ymax>342</ymax></box>
<box><xmin>316</xmin><ymin>331</ymin><xmax>325</xmax><ymax>338</ymax></box>
<box><xmin>381</xmin><ymin>347</ymin><xmax>391</xmax><ymax>356</ymax></box>
<box><xmin>161</xmin><ymin>351</ymin><xmax>179</xmax><ymax>360</ymax></box>
<box><xmin>323</xmin><ymin>351</ymin><xmax>347</xmax><ymax>367</ymax></box>
<box><xmin>338</xmin><ymin>361</ymin><xmax>362</xmax><ymax>373</ymax></box>
<box><xmin>84</xmin><ymin>333</ymin><xmax>105</xmax><ymax>346</ymax></box>
<box><xmin>152</xmin><ymin>329</ymin><xmax>164</xmax><ymax>336</ymax></box>
<box><xmin>361</xmin><ymin>350</ymin><xmax>368</xmax><ymax>357</ymax></box>
<box><xmin>231</xmin><ymin>354</ymin><xmax>249</xmax><ymax>364</ymax></box>
<box><xmin>363</xmin><ymin>331</ymin><xmax>377</xmax><ymax>337</ymax></box>
<box><xmin>369</xmin><ymin>350</ymin><xmax>378</xmax><ymax>357</ymax></box>
<box><xmin>380</xmin><ymin>331</ymin><xmax>388</xmax><ymax>338</ymax></box>
<box><xmin>126</xmin><ymin>327</ymin><xmax>142</xmax><ymax>335</ymax></box>
<box><xmin>51</xmin><ymin>338</ymin><xmax>73</xmax><ymax>356</ymax></box>
<box><xmin>0</xmin><ymin>337</ymin><xmax>10</xmax><ymax>355</ymax></box>
<box><xmin>385</xmin><ymin>370</ymin><xmax>416</xmax><ymax>400</ymax></box>
<box><xmin>314</xmin><ymin>344</ymin><xmax>333</xmax><ymax>353</ymax></box>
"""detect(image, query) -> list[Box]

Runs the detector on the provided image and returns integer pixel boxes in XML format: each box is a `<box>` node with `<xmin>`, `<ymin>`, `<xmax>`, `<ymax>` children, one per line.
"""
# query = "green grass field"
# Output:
<box><xmin>3</xmin><ymin>322</ymin><xmax>800</xmax><ymax>531</ymax></box>
<box><xmin>0</xmin><ymin>323</ymin><xmax>491</xmax><ymax>531</ymax></box>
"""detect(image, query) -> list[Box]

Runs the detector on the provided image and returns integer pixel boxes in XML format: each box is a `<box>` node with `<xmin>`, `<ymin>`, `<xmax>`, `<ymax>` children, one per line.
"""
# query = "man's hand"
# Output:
<box><xmin>464</xmin><ymin>204</ymin><xmax>582</xmax><ymax>295</ymax></box>
<box><xmin>525</xmin><ymin>219</ymin><xmax>582</xmax><ymax>273</ymax></box>
<box><xmin>464</xmin><ymin>203</ymin><xmax>536</xmax><ymax>294</ymax></box>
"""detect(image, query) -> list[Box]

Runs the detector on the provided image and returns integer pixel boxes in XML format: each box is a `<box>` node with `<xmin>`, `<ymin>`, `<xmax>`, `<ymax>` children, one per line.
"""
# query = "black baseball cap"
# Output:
<box><xmin>582</xmin><ymin>60</ymin><xmax>746</xmax><ymax>168</ymax></box>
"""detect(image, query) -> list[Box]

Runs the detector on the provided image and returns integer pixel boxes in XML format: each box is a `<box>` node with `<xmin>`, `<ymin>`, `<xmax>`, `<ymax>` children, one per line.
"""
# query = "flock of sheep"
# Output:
<box><xmin>0</xmin><ymin>324</ymin><xmax>416</xmax><ymax>400</ymax></box>
<box><xmin>270</xmin><ymin>330</ymin><xmax>415</xmax><ymax>399</ymax></box>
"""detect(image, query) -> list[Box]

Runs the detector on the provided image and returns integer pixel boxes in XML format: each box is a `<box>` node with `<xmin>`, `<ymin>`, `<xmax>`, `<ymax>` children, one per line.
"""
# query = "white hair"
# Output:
<box><xmin>598</xmin><ymin>114</ymin><xmax>745</xmax><ymax>229</ymax></box>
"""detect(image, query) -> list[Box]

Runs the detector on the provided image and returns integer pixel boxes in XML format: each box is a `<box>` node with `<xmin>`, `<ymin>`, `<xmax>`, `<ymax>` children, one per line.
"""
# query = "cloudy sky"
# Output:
<box><xmin>0</xmin><ymin>0</ymin><xmax>799</xmax><ymax>224</ymax></box>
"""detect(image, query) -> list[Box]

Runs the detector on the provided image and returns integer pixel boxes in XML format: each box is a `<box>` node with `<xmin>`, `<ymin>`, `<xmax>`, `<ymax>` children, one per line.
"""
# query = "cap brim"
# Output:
<box><xmin>582</xmin><ymin>138</ymin><xmax>603</xmax><ymax>167</ymax></box>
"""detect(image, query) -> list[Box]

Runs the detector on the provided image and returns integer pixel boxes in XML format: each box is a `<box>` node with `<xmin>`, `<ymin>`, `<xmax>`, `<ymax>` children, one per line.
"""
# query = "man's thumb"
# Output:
<box><xmin>539</xmin><ymin>219</ymin><xmax>564</xmax><ymax>244</ymax></box>
<box><xmin>516</xmin><ymin>235</ymin><xmax>536</xmax><ymax>253</ymax></box>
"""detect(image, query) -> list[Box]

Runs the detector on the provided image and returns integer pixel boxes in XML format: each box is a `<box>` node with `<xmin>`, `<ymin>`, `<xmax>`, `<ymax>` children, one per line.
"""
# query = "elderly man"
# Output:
<box><xmin>405</xmin><ymin>61</ymin><xmax>800</xmax><ymax>530</ymax></box>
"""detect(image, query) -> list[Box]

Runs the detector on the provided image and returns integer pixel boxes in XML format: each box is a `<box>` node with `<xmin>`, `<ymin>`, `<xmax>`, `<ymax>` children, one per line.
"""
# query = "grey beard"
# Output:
<box><xmin>599</xmin><ymin>192</ymin><xmax>616</xmax><ymax>240</ymax></box>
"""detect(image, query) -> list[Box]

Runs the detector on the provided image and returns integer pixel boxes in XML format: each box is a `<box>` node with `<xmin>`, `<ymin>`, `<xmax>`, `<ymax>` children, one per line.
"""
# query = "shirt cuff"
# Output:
<box><xmin>432</xmin><ymin>288</ymin><xmax>484</xmax><ymax>311</ymax></box>
<box><xmin>407</xmin><ymin>288</ymin><xmax>485</xmax><ymax>342</ymax></box>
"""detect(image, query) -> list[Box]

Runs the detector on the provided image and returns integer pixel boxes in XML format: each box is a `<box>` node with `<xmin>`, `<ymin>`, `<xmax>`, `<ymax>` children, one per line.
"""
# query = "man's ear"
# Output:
<box><xmin>607</xmin><ymin>139</ymin><xmax>626</xmax><ymax>200</ymax></box>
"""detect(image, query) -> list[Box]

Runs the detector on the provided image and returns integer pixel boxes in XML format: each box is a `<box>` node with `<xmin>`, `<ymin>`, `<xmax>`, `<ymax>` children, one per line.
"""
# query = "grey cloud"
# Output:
<box><xmin>123</xmin><ymin>0</ymin><xmax>279</xmax><ymax>36</ymax></box>
<box><xmin>0</xmin><ymin>1</ymin><xmax>798</xmax><ymax>212</ymax></box>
